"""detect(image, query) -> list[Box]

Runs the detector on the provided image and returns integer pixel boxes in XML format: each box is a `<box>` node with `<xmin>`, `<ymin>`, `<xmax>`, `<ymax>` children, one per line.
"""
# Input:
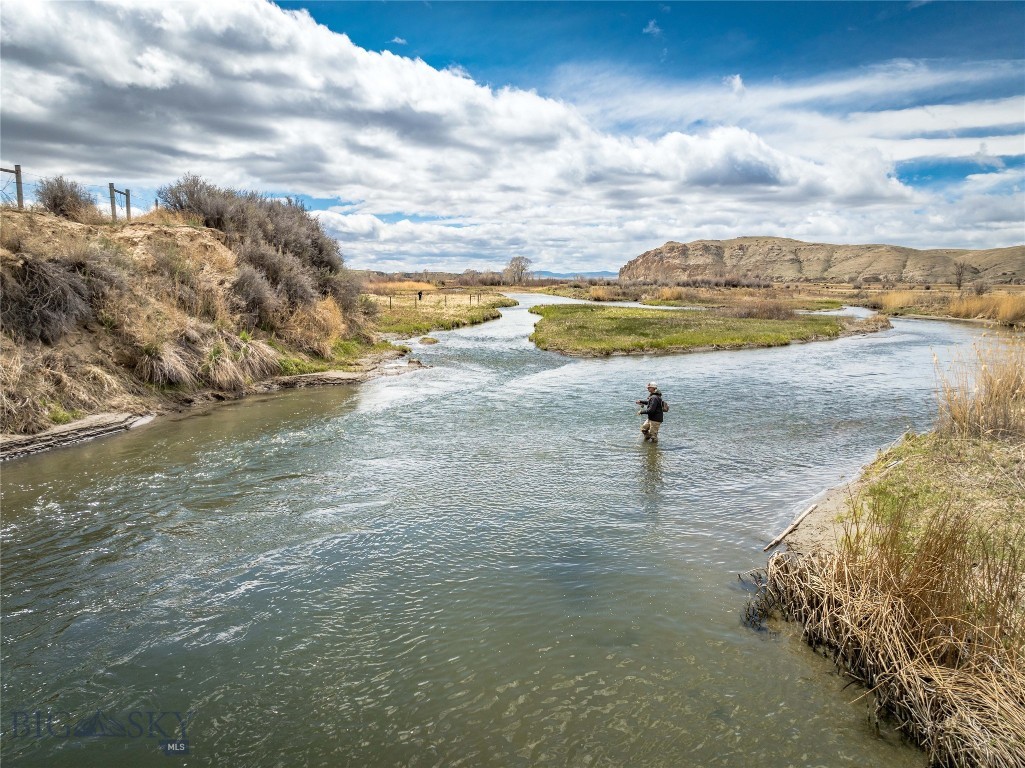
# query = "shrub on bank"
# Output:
<box><xmin>34</xmin><ymin>176</ymin><xmax>98</xmax><ymax>222</ymax></box>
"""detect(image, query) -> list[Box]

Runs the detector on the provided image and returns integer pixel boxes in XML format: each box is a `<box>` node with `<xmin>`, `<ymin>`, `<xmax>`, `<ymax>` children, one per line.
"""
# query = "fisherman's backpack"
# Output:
<box><xmin>662</xmin><ymin>398</ymin><xmax>669</xmax><ymax>412</ymax></box>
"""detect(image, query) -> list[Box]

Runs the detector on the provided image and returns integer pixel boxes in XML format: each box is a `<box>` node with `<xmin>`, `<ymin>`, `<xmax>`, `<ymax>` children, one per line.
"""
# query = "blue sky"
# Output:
<box><xmin>1</xmin><ymin>1</ymin><xmax>1023</xmax><ymax>272</ymax></box>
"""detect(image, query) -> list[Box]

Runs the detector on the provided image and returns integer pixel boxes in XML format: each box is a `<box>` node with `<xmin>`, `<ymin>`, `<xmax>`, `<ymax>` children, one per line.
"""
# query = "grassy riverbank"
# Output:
<box><xmin>366</xmin><ymin>291</ymin><xmax>518</xmax><ymax>337</ymax></box>
<box><xmin>752</xmin><ymin>341</ymin><xmax>1025</xmax><ymax>765</ymax></box>
<box><xmin>528</xmin><ymin>303</ymin><xmax>888</xmax><ymax>356</ymax></box>
<box><xmin>0</xmin><ymin>181</ymin><xmax>383</xmax><ymax>436</ymax></box>
<box><xmin>866</xmin><ymin>289</ymin><xmax>1025</xmax><ymax>326</ymax></box>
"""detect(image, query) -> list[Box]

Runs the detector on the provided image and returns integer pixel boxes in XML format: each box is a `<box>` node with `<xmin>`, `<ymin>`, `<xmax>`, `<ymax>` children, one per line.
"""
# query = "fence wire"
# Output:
<box><xmin>1</xmin><ymin>166</ymin><xmax>132</xmax><ymax>220</ymax></box>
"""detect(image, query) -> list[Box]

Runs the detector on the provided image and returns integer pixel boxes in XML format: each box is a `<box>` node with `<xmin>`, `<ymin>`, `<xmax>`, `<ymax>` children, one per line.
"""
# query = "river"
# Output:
<box><xmin>0</xmin><ymin>294</ymin><xmax>990</xmax><ymax>767</ymax></box>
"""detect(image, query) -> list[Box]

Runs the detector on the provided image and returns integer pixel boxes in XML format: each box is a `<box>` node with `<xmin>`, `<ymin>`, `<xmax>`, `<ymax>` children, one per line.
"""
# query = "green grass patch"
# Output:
<box><xmin>795</xmin><ymin>298</ymin><xmax>844</xmax><ymax>311</ymax></box>
<box><xmin>278</xmin><ymin>357</ymin><xmax>329</xmax><ymax>376</ymax></box>
<box><xmin>528</xmin><ymin>304</ymin><xmax>844</xmax><ymax>355</ymax></box>
<box><xmin>46</xmin><ymin>404</ymin><xmax>83</xmax><ymax>425</ymax></box>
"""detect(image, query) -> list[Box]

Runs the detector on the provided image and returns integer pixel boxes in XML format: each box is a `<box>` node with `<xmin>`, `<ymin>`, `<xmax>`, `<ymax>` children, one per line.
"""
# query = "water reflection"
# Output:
<box><xmin>639</xmin><ymin>441</ymin><xmax>665</xmax><ymax>499</ymax></box>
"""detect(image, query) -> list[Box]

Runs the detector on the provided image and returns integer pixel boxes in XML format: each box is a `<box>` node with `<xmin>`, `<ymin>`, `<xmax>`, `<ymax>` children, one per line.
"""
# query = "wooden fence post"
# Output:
<box><xmin>125</xmin><ymin>189</ymin><xmax>131</xmax><ymax>221</ymax></box>
<box><xmin>0</xmin><ymin>164</ymin><xmax>24</xmax><ymax>208</ymax></box>
<box><xmin>108</xmin><ymin>183</ymin><xmax>117</xmax><ymax>222</ymax></box>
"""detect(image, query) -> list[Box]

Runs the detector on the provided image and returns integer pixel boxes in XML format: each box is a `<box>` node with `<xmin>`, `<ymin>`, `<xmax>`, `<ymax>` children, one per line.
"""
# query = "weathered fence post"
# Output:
<box><xmin>14</xmin><ymin>165</ymin><xmax>23</xmax><ymax>208</ymax></box>
<box><xmin>108</xmin><ymin>183</ymin><xmax>117</xmax><ymax>222</ymax></box>
<box><xmin>125</xmin><ymin>189</ymin><xmax>131</xmax><ymax>221</ymax></box>
<box><xmin>0</xmin><ymin>164</ymin><xmax>24</xmax><ymax>208</ymax></box>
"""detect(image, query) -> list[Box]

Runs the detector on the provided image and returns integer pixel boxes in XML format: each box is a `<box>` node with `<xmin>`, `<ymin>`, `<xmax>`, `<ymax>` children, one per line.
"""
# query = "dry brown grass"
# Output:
<box><xmin>133</xmin><ymin>208</ymin><xmax>205</xmax><ymax>227</ymax></box>
<box><xmin>0</xmin><ymin>335</ymin><xmax>148</xmax><ymax>434</ymax></box>
<box><xmin>872</xmin><ymin>289</ymin><xmax>1025</xmax><ymax>326</ymax></box>
<box><xmin>937</xmin><ymin>340</ymin><xmax>1025</xmax><ymax>440</ymax></box>
<box><xmin>947</xmin><ymin>294</ymin><xmax>1025</xmax><ymax>326</ymax></box>
<box><xmin>280</xmin><ymin>297</ymin><xmax>346</xmax><ymax>357</ymax></box>
<box><xmin>758</xmin><ymin>521</ymin><xmax>1025</xmax><ymax>767</ymax></box>
<box><xmin>588</xmin><ymin>285</ymin><xmax>616</xmax><ymax>301</ymax></box>
<box><xmin>723</xmin><ymin>299</ymin><xmax>796</xmax><ymax>320</ymax></box>
<box><xmin>654</xmin><ymin>286</ymin><xmax>706</xmax><ymax>304</ymax></box>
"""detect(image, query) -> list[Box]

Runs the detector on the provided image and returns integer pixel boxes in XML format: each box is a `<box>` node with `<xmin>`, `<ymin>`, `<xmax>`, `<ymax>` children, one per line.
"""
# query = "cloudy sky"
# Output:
<box><xmin>1</xmin><ymin>1</ymin><xmax>1023</xmax><ymax>273</ymax></box>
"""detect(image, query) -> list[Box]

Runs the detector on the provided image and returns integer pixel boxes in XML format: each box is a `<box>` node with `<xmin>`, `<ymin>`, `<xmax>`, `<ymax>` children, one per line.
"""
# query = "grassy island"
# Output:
<box><xmin>528</xmin><ymin>303</ymin><xmax>887</xmax><ymax>356</ymax></box>
<box><xmin>366</xmin><ymin>291</ymin><xmax>518</xmax><ymax>337</ymax></box>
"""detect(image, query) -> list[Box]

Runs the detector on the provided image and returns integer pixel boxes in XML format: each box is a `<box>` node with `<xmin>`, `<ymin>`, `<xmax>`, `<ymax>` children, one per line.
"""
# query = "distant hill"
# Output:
<box><xmin>618</xmin><ymin>237</ymin><xmax>1025</xmax><ymax>284</ymax></box>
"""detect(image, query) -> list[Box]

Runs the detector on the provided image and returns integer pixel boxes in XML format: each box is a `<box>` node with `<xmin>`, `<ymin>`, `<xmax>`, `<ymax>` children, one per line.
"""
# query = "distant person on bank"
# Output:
<box><xmin>636</xmin><ymin>382</ymin><xmax>665</xmax><ymax>443</ymax></box>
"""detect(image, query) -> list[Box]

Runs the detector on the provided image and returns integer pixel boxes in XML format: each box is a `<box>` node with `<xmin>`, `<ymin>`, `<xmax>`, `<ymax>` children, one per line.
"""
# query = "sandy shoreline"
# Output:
<box><xmin>765</xmin><ymin>431</ymin><xmax>911</xmax><ymax>555</ymax></box>
<box><xmin>0</xmin><ymin>354</ymin><xmax>424</xmax><ymax>462</ymax></box>
<box><xmin>773</xmin><ymin>478</ymin><xmax>860</xmax><ymax>555</ymax></box>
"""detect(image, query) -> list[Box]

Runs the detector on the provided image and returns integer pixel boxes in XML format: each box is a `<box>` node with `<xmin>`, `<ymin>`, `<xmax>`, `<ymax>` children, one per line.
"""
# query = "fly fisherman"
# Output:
<box><xmin>636</xmin><ymin>382</ymin><xmax>666</xmax><ymax>443</ymax></box>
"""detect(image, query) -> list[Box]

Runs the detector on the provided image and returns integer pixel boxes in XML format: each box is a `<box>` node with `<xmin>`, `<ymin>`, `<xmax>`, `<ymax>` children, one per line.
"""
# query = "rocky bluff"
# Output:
<box><xmin>619</xmin><ymin>237</ymin><xmax>1024</xmax><ymax>284</ymax></box>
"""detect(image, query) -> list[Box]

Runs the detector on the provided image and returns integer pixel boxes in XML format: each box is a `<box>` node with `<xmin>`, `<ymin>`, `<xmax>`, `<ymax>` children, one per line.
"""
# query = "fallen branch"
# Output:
<box><xmin>763</xmin><ymin>503</ymin><xmax>818</xmax><ymax>552</ymax></box>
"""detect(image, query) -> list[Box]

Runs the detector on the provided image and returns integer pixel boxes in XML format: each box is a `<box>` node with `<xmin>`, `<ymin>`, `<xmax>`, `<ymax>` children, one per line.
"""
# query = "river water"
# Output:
<box><xmin>0</xmin><ymin>294</ymin><xmax>992</xmax><ymax>767</ymax></box>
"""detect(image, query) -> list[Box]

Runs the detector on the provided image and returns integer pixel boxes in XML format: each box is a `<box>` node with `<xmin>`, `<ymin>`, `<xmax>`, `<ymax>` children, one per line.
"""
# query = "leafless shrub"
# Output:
<box><xmin>357</xmin><ymin>294</ymin><xmax>379</xmax><ymax>320</ymax></box>
<box><xmin>156</xmin><ymin>176</ymin><xmax>354</xmax><ymax>342</ymax></box>
<box><xmin>0</xmin><ymin>252</ymin><xmax>91</xmax><ymax>343</ymax></box>
<box><xmin>34</xmin><ymin>176</ymin><xmax>97</xmax><ymax>221</ymax></box>
<box><xmin>233</xmin><ymin>264</ymin><xmax>284</xmax><ymax>329</ymax></box>
<box><xmin>972</xmin><ymin>279</ymin><xmax>991</xmax><ymax>296</ymax></box>
<box><xmin>238</xmin><ymin>240</ymin><xmax>318</xmax><ymax>306</ymax></box>
<box><xmin>324</xmin><ymin>269</ymin><xmax>362</xmax><ymax>314</ymax></box>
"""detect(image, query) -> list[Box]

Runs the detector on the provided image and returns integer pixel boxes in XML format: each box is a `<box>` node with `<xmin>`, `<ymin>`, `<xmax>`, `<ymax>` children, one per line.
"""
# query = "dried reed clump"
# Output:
<box><xmin>655</xmin><ymin>286</ymin><xmax>703</xmax><ymax>304</ymax></box>
<box><xmin>133</xmin><ymin>340</ymin><xmax>199</xmax><ymax>388</ymax></box>
<box><xmin>751</xmin><ymin>488</ymin><xmax>1025</xmax><ymax>766</ymax></box>
<box><xmin>280</xmin><ymin>298</ymin><xmax>345</xmax><ymax>358</ymax></box>
<box><xmin>199</xmin><ymin>333</ymin><xmax>279</xmax><ymax>391</ymax></box>
<box><xmin>0</xmin><ymin>338</ymin><xmax>145</xmax><ymax>433</ymax></box>
<box><xmin>937</xmin><ymin>341</ymin><xmax>1025</xmax><ymax>440</ymax></box>
<box><xmin>588</xmin><ymin>285</ymin><xmax>618</xmax><ymax>301</ymax></box>
<box><xmin>0</xmin><ymin>338</ymin><xmax>34</xmax><ymax>432</ymax></box>
<box><xmin>947</xmin><ymin>294</ymin><xmax>1025</xmax><ymax>327</ymax></box>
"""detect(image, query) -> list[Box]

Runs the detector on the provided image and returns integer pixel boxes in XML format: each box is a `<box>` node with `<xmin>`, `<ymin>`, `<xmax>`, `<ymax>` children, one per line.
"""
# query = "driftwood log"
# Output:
<box><xmin>763</xmin><ymin>503</ymin><xmax>818</xmax><ymax>552</ymax></box>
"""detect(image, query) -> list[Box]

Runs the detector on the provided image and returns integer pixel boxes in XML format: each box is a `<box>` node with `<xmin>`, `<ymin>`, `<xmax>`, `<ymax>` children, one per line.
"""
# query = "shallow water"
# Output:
<box><xmin>0</xmin><ymin>295</ymin><xmax>992</xmax><ymax>766</ymax></box>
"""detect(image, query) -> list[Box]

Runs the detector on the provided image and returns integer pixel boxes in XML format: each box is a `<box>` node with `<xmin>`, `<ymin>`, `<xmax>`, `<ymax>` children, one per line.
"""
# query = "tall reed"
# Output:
<box><xmin>936</xmin><ymin>340</ymin><xmax>1025</xmax><ymax>440</ymax></box>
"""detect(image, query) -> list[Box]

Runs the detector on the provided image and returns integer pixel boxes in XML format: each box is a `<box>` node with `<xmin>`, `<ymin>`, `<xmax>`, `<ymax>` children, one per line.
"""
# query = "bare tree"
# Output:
<box><xmin>503</xmin><ymin>256</ymin><xmax>532</xmax><ymax>285</ymax></box>
<box><xmin>953</xmin><ymin>260</ymin><xmax>968</xmax><ymax>290</ymax></box>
